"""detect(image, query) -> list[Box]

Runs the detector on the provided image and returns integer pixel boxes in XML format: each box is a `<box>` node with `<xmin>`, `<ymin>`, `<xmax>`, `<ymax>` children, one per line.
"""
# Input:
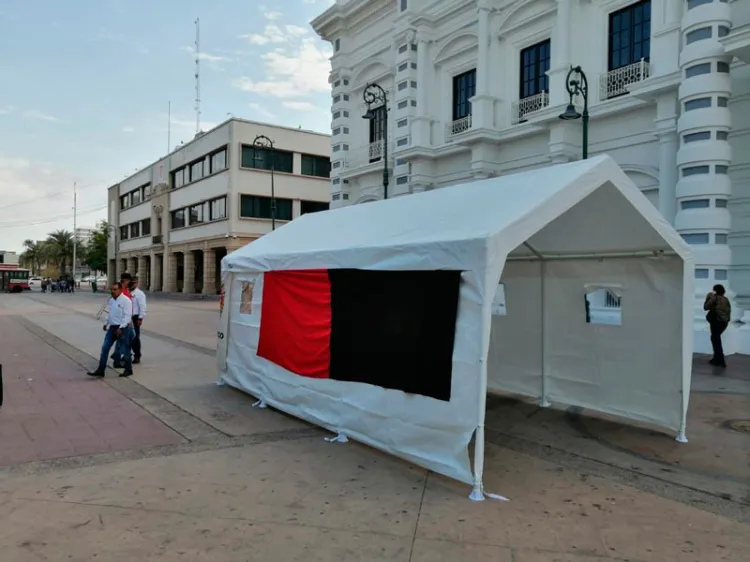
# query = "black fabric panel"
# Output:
<box><xmin>328</xmin><ymin>269</ymin><xmax>461</xmax><ymax>402</ymax></box>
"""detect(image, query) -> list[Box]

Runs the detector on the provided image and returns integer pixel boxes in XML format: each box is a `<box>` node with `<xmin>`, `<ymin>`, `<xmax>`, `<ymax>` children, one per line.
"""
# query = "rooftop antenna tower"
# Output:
<box><xmin>194</xmin><ymin>17</ymin><xmax>201</xmax><ymax>134</ymax></box>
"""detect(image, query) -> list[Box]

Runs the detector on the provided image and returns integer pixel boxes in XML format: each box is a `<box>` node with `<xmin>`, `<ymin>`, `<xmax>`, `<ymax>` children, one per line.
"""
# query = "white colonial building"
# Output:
<box><xmin>313</xmin><ymin>0</ymin><xmax>750</xmax><ymax>354</ymax></box>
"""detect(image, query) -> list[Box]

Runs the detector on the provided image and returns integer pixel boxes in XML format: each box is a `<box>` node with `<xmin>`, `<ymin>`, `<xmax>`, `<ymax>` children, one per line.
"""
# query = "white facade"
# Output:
<box><xmin>312</xmin><ymin>0</ymin><xmax>750</xmax><ymax>354</ymax></box>
<box><xmin>107</xmin><ymin>118</ymin><xmax>331</xmax><ymax>294</ymax></box>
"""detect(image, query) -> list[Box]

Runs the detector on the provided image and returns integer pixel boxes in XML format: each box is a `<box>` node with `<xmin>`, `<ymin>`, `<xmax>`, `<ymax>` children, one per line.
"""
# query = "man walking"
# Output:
<box><xmin>87</xmin><ymin>282</ymin><xmax>134</xmax><ymax>378</ymax></box>
<box><xmin>112</xmin><ymin>273</ymin><xmax>134</xmax><ymax>367</ymax></box>
<box><xmin>130</xmin><ymin>276</ymin><xmax>148</xmax><ymax>364</ymax></box>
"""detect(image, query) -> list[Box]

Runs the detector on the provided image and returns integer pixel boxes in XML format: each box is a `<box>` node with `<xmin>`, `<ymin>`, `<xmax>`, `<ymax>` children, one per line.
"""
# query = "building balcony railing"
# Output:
<box><xmin>368</xmin><ymin>139</ymin><xmax>385</xmax><ymax>163</ymax></box>
<box><xmin>511</xmin><ymin>91</ymin><xmax>550</xmax><ymax>124</ymax></box>
<box><xmin>152</xmin><ymin>235</ymin><xmax>163</xmax><ymax>245</ymax></box>
<box><xmin>445</xmin><ymin>115</ymin><xmax>472</xmax><ymax>142</ymax></box>
<box><xmin>599</xmin><ymin>59</ymin><xmax>650</xmax><ymax>101</ymax></box>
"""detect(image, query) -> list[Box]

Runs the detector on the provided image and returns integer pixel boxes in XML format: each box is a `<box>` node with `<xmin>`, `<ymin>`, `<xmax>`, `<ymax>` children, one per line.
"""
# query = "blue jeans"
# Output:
<box><xmin>112</xmin><ymin>325</ymin><xmax>136</xmax><ymax>363</ymax></box>
<box><xmin>98</xmin><ymin>326</ymin><xmax>132</xmax><ymax>372</ymax></box>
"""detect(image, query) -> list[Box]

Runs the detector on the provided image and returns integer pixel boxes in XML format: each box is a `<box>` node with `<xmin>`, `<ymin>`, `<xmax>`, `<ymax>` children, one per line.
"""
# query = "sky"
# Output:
<box><xmin>0</xmin><ymin>0</ymin><xmax>334</xmax><ymax>254</ymax></box>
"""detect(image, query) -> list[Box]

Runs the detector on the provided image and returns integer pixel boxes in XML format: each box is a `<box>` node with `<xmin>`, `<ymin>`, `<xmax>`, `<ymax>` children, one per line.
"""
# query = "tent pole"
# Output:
<box><xmin>507</xmin><ymin>250</ymin><xmax>678</xmax><ymax>262</ymax></box>
<box><xmin>524</xmin><ymin>243</ymin><xmax>550</xmax><ymax>408</ymax></box>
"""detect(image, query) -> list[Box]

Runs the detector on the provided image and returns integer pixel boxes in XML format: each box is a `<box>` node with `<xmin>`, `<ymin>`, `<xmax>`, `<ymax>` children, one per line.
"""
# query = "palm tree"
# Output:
<box><xmin>45</xmin><ymin>230</ymin><xmax>75</xmax><ymax>275</ymax></box>
<box><xmin>19</xmin><ymin>239</ymin><xmax>49</xmax><ymax>275</ymax></box>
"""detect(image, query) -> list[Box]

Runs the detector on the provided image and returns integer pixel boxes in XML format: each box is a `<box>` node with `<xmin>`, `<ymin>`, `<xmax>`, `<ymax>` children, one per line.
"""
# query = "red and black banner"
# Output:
<box><xmin>257</xmin><ymin>269</ymin><xmax>461</xmax><ymax>401</ymax></box>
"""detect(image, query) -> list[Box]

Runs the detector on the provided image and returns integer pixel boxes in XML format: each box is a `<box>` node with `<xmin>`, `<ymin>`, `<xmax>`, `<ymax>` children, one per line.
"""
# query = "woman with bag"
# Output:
<box><xmin>704</xmin><ymin>284</ymin><xmax>731</xmax><ymax>368</ymax></box>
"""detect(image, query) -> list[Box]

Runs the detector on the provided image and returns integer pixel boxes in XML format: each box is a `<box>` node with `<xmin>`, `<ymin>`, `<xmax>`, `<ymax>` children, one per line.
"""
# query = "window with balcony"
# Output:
<box><xmin>240</xmin><ymin>195</ymin><xmax>293</xmax><ymax>221</ymax></box>
<box><xmin>368</xmin><ymin>105</ymin><xmax>387</xmax><ymax>163</ymax></box>
<box><xmin>605</xmin><ymin>0</ymin><xmax>651</xmax><ymax>99</ymax></box>
<box><xmin>301</xmin><ymin>154</ymin><xmax>331</xmax><ymax>178</ymax></box>
<box><xmin>240</xmin><ymin>146</ymin><xmax>294</xmax><ymax>173</ymax></box>
<box><xmin>301</xmin><ymin>200</ymin><xmax>330</xmax><ymax>215</ymax></box>
<box><xmin>516</xmin><ymin>40</ymin><xmax>550</xmax><ymax>122</ymax></box>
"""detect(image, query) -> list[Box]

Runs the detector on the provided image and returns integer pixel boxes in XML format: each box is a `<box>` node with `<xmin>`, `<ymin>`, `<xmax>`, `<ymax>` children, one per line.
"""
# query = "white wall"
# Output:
<box><xmin>170</xmin><ymin>172</ymin><xmax>230</xmax><ymax>210</ymax></box>
<box><xmin>169</xmin><ymin>220</ymin><xmax>229</xmax><ymax>244</ymax></box>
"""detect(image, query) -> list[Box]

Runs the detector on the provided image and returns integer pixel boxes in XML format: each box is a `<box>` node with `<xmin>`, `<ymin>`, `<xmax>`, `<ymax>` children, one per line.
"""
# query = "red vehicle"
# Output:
<box><xmin>0</xmin><ymin>267</ymin><xmax>30</xmax><ymax>292</ymax></box>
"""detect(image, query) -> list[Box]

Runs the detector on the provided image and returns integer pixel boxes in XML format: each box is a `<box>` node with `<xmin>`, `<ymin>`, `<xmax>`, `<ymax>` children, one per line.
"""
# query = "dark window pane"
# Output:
<box><xmin>301</xmin><ymin>154</ymin><xmax>331</xmax><ymax>178</ymax></box>
<box><xmin>452</xmin><ymin>69</ymin><xmax>476</xmax><ymax>120</ymax></box>
<box><xmin>301</xmin><ymin>200</ymin><xmax>330</xmax><ymax>214</ymax></box>
<box><xmin>519</xmin><ymin>39</ymin><xmax>551</xmax><ymax>99</ymax></box>
<box><xmin>240</xmin><ymin>195</ymin><xmax>293</xmax><ymax>220</ymax></box>
<box><xmin>241</xmin><ymin>146</ymin><xmax>293</xmax><ymax>173</ymax></box>
<box><xmin>141</xmin><ymin>219</ymin><xmax>151</xmax><ymax>236</ymax></box>
<box><xmin>171</xmin><ymin>209</ymin><xmax>185</xmax><ymax>229</ymax></box>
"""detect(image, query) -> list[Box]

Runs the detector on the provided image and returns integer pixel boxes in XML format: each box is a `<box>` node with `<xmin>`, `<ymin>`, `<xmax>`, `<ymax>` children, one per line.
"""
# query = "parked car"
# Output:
<box><xmin>28</xmin><ymin>277</ymin><xmax>42</xmax><ymax>290</ymax></box>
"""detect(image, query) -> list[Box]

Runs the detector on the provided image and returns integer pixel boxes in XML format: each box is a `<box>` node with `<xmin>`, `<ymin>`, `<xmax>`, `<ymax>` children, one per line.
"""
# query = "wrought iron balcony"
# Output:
<box><xmin>152</xmin><ymin>235</ymin><xmax>163</xmax><ymax>245</ymax></box>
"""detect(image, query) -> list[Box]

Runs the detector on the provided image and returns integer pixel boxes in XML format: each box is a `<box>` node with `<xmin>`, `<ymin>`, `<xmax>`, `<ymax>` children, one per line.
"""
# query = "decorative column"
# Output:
<box><xmin>165</xmin><ymin>252</ymin><xmax>177</xmax><ymax>293</ymax></box>
<box><xmin>183</xmin><ymin>251</ymin><xmax>196</xmax><ymax>294</ymax></box>
<box><xmin>547</xmin><ymin>0</ymin><xmax>571</xmax><ymax>106</ymax></box>
<box><xmin>470</xmin><ymin>1</ymin><xmax>497</xmax><ymax>129</ymax></box>
<box><xmin>149</xmin><ymin>252</ymin><xmax>159</xmax><ymax>292</ymax></box>
<box><xmin>411</xmin><ymin>33</ymin><xmax>432</xmax><ymax>147</ymax></box>
<box><xmin>137</xmin><ymin>256</ymin><xmax>149</xmax><ymax>287</ymax></box>
<box><xmin>656</xmin><ymin>94</ymin><xmax>678</xmax><ymax>224</ymax></box>
<box><xmin>203</xmin><ymin>247</ymin><xmax>217</xmax><ymax>295</ymax></box>
<box><xmin>675</xmin><ymin>0</ymin><xmax>735</xmax><ymax>330</ymax></box>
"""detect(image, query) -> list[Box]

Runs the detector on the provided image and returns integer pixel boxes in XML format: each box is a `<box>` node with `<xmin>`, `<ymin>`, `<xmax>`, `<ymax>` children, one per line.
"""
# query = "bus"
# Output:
<box><xmin>0</xmin><ymin>268</ymin><xmax>30</xmax><ymax>292</ymax></box>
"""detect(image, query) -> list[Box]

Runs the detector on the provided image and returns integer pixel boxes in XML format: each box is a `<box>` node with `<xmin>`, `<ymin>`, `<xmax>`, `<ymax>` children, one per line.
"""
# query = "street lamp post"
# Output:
<box><xmin>362</xmin><ymin>83</ymin><xmax>389</xmax><ymax>200</ymax></box>
<box><xmin>253</xmin><ymin>134</ymin><xmax>276</xmax><ymax>230</ymax></box>
<box><xmin>558</xmin><ymin>65</ymin><xmax>590</xmax><ymax>160</ymax></box>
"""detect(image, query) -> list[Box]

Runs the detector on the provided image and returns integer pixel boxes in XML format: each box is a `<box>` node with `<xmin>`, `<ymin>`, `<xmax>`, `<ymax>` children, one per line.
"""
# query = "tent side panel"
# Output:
<box><xmin>222</xmin><ymin>271</ymin><xmax>487</xmax><ymax>486</ymax></box>
<box><xmin>216</xmin><ymin>272</ymin><xmax>234</xmax><ymax>375</ymax></box>
<box><xmin>543</xmin><ymin>258</ymin><xmax>684</xmax><ymax>431</ymax></box>
<box><xmin>487</xmin><ymin>261</ymin><xmax>544</xmax><ymax>399</ymax></box>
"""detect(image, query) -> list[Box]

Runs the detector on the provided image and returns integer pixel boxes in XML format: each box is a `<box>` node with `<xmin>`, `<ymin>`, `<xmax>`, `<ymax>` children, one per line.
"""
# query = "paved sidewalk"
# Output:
<box><xmin>0</xmin><ymin>316</ymin><xmax>185</xmax><ymax>466</ymax></box>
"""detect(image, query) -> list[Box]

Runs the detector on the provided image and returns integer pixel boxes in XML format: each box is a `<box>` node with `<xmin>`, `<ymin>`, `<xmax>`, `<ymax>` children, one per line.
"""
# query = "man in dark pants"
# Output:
<box><xmin>129</xmin><ymin>276</ymin><xmax>147</xmax><ymax>364</ymax></box>
<box><xmin>87</xmin><ymin>282</ymin><xmax>133</xmax><ymax>377</ymax></box>
<box><xmin>704</xmin><ymin>284</ymin><xmax>731</xmax><ymax>368</ymax></box>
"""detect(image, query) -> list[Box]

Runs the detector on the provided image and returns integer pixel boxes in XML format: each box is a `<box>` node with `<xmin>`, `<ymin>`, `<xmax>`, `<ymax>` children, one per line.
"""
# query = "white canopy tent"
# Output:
<box><xmin>217</xmin><ymin>155</ymin><xmax>693</xmax><ymax>500</ymax></box>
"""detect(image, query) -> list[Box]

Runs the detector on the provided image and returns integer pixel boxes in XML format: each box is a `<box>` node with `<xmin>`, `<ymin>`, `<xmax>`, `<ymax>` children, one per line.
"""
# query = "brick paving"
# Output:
<box><xmin>0</xmin><ymin>316</ymin><xmax>184</xmax><ymax>466</ymax></box>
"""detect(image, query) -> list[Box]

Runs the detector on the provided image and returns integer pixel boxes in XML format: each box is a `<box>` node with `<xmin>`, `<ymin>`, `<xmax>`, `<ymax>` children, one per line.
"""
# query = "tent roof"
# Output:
<box><xmin>225</xmin><ymin>155</ymin><xmax>691</xmax><ymax>272</ymax></box>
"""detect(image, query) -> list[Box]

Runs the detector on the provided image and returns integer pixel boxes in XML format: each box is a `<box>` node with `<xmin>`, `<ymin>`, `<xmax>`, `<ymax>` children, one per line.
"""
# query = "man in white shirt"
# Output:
<box><xmin>130</xmin><ymin>276</ymin><xmax>148</xmax><ymax>364</ymax></box>
<box><xmin>87</xmin><ymin>282</ymin><xmax>134</xmax><ymax>377</ymax></box>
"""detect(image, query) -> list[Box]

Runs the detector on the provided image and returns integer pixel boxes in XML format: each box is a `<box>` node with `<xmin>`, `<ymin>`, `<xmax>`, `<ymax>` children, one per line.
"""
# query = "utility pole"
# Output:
<box><xmin>72</xmin><ymin>182</ymin><xmax>77</xmax><ymax>280</ymax></box>
<box><xmin>195</xmin><ymin>17</ymin><xmax>201</xmax><ymax>134</ymax></box>
<box><xmin>167</xmin><ymin>100</ymin><xmax>172</xmax><ymax>154</ymax></box>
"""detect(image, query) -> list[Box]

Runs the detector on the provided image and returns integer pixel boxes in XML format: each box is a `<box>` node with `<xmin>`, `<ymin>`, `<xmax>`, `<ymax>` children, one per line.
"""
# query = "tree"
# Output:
<box><xmin>82</xmin><ymin>221</ymin><xmax>109</xmax><ymax>274</ymax></box>
<box><xmin>19</xmin><ymin>239</ymin><xmax>51</xmax><ymax>275</ymax></box>
<box><xmin>45</xmin><ymin>230</ymin><xmax>75</xmax><ymax>275</ymax></box>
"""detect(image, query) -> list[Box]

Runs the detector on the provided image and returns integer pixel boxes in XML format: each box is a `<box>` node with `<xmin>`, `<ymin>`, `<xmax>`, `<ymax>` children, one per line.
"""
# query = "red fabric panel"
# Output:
<box><xmin>257</xmin><ymin>270</ymin><xmax>332</xmax><ymax>379</ymax></box>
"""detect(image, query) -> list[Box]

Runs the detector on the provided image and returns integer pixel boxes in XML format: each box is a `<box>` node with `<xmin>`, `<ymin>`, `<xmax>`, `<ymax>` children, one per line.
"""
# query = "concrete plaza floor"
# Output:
<box><xmin>0</xmin><ymin>291</ymin><xmax>747</xmax><ymax>561</ymax></box>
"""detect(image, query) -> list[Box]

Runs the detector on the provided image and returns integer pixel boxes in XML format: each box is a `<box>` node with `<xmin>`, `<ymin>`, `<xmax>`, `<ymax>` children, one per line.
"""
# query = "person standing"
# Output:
<box><xmin>87</xmin><ymin>282</ymin><xmax>134</xmax><ymax>377</ymax></box>
<box><xmin>130</xmin><ymin>276</ymin><xmax>148</xmax><ymax>364</ymax></box>
<box><xmin>704</xmin><ymin>284</ymin><xmax>731</xmax><ymax>368</ymax></box>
